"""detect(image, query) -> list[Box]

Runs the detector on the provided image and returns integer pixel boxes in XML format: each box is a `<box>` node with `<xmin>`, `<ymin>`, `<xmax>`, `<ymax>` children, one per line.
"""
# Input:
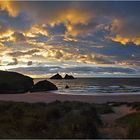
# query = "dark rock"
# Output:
<box><xmin>64</xmin><ymin>74</ymin><xmax>75</xmax><ymax>79</ymax></box>
<box><xmin>0</xmin><ymin>70</ymin><xmax>33</xmax><ymax>94</ymax></box>
<box><xmin>65</xmin><ymin>85</ymin><xmax>69</xmax><ymax>89</ymax></box>
<box><xmin>50</xmin><ymin>73</ymin><xmax>63</xmax><ymax>79</ymax></box>
<box><xmin>30</xmin><ymin>80</ymin><xmax>58</xmax><ymax>92</ymax></box>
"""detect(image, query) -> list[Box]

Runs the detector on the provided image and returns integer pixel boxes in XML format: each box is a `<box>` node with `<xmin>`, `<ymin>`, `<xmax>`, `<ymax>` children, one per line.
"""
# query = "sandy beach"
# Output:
<box><xmin>0</xmin><ymin>92</ymin><xmax>140</xmax><ymax>103</ymax></box>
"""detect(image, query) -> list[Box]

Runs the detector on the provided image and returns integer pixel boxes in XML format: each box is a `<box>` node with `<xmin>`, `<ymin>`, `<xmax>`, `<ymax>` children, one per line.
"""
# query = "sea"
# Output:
<box><xmin>34</xmin><ymin>78</ymin><xmax>140</xmax><ymax>95</ymax></box>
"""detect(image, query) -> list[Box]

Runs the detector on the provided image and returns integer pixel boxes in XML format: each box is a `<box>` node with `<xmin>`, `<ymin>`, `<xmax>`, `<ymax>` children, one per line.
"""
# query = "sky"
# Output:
<box><xmin>0</xmin><ymin>1</ymin><xmax>140</xmax><ymax>78</ymax></box>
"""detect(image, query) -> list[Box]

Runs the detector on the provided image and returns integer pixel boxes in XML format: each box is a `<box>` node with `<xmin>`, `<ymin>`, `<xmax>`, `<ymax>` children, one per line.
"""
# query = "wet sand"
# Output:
<box><xmin>0</xmin><ymin>92</ymin><xmax>140</xmax><ymax>103</ymax></box>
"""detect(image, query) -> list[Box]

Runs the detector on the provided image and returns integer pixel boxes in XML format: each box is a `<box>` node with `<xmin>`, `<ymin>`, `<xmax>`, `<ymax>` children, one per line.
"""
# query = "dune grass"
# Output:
<box><xmin>0</xmin><ymin>100</ymin><xmax>113</xmax><ymax>138</ymax></box>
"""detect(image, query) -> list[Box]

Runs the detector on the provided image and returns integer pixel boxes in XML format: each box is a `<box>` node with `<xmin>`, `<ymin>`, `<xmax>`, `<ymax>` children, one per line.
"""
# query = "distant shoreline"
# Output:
<box><xmin>0</xmin><ymin>92</ymin><xmax>140</xmax><ymax>103</ymax></box>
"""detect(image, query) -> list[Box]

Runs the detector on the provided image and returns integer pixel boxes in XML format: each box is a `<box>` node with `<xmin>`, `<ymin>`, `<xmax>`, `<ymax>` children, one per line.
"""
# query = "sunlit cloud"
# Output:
<box><xmin>111</xmin><ymin>35</ymin><xmax>140</xmax><ymax>45</ymax></box>
<box><xmin>0</xmin><ymin>1</ymin><xmax>140</xmax><ymax>76</ymax></box>
<box><xmin>0</xmin><ymin>1</ymin><xmax>18</xmax><ymax>16</ymax></box>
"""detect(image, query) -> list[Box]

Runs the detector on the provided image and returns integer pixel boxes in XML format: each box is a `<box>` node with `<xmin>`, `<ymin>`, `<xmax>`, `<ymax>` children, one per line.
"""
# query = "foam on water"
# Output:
<box><xmin>34</xmin><ymin>78</ymin><xmax>140</xmax><ymax>95</ymax></box>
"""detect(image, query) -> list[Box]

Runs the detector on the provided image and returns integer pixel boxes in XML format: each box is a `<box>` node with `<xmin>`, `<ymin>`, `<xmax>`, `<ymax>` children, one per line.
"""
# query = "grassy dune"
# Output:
<box><xmin>2</xmin><ymin>100</ymin><xmax>140</xmax><ymax>138</ymax></box>
<box><xmin>0</xmin><ymin>101</ymin><xmax>113</xmax><ymax>138</ymax></box>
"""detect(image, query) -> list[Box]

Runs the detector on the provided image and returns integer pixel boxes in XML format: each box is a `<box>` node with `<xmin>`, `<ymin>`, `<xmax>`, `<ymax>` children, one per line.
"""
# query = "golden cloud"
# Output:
<box><xmin>0</xmin><ymin>1</ymin><xmax>18</xmax><ymax>16</ymax></box>
<box><xmin>0</xmin><ymin>1</ymin><xmax>93</xmax><ymax>37</ymax></box>
<box><xmin>0</xmin><ymin>29</ymin><xmax>14</xmax><ymax>40</ymax></box>
<box><xmin>26</xmin><ymin>25</ymin><xmax>48</xmax><ymax>37</ymax></box>
<box><xmin>0</xmin><ymin>1</ymin><xmax>92</xmax><ymax>23</ymax></box>
<box><xmin>111</xmin><ymin>35</ymin><xmax>140</xmax><ymax>45</ymax></box>
<box><xmin>110</xmin><ymin>19</ymin><xmax>140</xmax><ymax>45</ymax></box>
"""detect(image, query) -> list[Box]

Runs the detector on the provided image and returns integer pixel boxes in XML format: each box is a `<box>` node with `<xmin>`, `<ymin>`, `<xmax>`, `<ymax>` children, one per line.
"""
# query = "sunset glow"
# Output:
<box><xmin>0</xmin><ymin>1</ymin><xmax>140</xmax><ymax>77</ymax></box>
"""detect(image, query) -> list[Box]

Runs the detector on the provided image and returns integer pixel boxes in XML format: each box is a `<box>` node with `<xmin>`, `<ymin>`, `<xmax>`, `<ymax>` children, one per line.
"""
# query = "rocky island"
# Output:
<box><xmin>50</xmin><ymin>73</ymin><xmax>75</xmax><ymax>79</ymax></box>
<box><xmin>64</xmin><ymin>74</ymin><xmax>75</xmax><ymax>79</ymax></box>
<box><xmin>50</xmin><ymin>73</ymin><xmax>63</xmax><ymax>79</ymax></box>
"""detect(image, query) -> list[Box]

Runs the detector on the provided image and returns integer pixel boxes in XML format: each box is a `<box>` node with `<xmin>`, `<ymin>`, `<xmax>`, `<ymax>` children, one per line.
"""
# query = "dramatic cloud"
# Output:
<box><xmin>0</xmin><ymin>1</ymin><xmax>140</xmax><ymax>77</ymax></box>
<box><xmin>2</xmin><ymin>1</ymin><xmax>140</xmax><ymax>38</ymax></box>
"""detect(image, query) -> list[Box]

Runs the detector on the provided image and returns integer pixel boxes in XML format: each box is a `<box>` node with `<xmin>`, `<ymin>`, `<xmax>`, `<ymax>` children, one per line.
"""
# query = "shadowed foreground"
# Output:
<box><xmin>0</xmin><ymin>101</ymin><xmax>140</xmax><ymax>138</ymax></box>
<box><xmin>0</xmin><ymin>101</ymin><xmax>112</xmax><ymax>138</ymax></box>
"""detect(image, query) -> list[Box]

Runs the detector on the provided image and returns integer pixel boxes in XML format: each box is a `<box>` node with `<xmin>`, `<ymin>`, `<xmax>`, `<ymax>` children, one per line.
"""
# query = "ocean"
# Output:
<box><xmin>34</xmin><ymin>78</ymin><xmax>140</xmax><ymax>95</ymax></box>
